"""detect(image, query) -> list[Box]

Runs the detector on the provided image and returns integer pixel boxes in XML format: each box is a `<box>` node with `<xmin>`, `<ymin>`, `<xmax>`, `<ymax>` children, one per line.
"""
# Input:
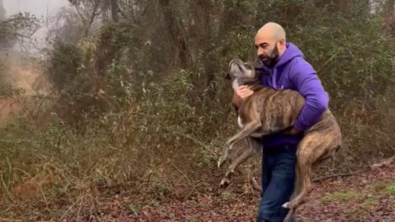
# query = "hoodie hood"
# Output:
<box><xmin>276</xmin><ymin>43</ymin><xmax>304</xmax><ymax>67</ymax></box>
<box><xmin>259</xmin><ymin>42</ymin><xmax>305</xmax><ymax>90</ymax></box>
<box><xmin>260</xmin><ymin>42</ymin><xmax>304</xmax><ymax>71</ymax></box>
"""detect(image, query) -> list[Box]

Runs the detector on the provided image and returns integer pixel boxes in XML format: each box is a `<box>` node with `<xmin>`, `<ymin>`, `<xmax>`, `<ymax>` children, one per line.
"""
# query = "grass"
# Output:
<box><xmin>320</xmin><ymin>181</ymin><xmax>395</xmax><ymax>211</ymax></box>
<box><xmin>367</xmin><ymin>182</ymin><xmax>395</xmax><ymax>195</ymax></box>
<box><xmin>322</xmin><ymin>191</ymin><xmax>362</xmax><ymax>201</ymax></box>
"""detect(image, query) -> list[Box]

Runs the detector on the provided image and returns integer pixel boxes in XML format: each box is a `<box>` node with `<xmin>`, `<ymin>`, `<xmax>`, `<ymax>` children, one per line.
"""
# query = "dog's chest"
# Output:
<box><xmin>232</xmin><ymin>79</ymin><xmax>240</xmax><ymax>91</ymax></box>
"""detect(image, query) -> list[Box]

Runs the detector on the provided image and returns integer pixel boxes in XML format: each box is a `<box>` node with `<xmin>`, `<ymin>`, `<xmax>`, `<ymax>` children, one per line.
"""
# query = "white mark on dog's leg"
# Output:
<box><xmin>237</xmin><ymin>116</ymin><xmax>244</xmax><ymax>128</ymax></box>
<box><xmin>282</xmin><ymin>202</ymin><xmax>290</xmax><ymax>209</ymax></box>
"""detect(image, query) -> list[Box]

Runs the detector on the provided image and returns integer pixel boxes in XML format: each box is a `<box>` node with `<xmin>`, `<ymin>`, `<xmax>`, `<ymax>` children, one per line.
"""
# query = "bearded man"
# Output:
<box><xmin>233</xmin><ymin>22</ymin><xmax>329</xmax><ymax>222</ymax></box>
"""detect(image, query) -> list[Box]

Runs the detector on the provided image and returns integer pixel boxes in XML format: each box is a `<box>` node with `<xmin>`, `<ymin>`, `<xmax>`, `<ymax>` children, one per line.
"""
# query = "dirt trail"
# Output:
<box><xmin>10</xmin><ymin>65</ymin><xmax>49</xmax><ymax>96</ymax></box>
<box><xmin>0</xmin><ymin>60</ymin><xmax>50</xmax><ymax>120</ymax></box>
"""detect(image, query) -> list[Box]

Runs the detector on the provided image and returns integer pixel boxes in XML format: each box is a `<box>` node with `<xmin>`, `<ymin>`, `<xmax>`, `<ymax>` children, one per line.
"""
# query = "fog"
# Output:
<box><xmin>3</xmin><ymin>0</ymin><xmax>70</xmax><ymax>54</ymax></box>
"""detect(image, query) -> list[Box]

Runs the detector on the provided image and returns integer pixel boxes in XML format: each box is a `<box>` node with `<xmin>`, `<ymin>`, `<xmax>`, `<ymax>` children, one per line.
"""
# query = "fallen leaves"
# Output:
<box><xmin>121</xmin><ymin>161</ymin><xmax>395</xmax><ymax>222</ymax></box>
<box><xmin>5</xmin><ymin>159</ymin><xmax>395</xmax><ymax>222</ymax></box>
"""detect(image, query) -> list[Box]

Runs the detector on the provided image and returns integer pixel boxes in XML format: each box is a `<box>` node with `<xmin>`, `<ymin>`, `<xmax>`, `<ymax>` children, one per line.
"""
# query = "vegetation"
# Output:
<box><xmin>1</xmin><ymin>0</ymin><xmax>395</xmax><ymax>220</ymax></box>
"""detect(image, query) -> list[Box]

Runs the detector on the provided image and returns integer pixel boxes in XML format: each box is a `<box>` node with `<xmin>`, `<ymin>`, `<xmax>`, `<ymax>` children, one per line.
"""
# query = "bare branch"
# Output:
<box><xmin>84</xmin><ymin>0</ymin><xmax>102</xmax><ymax>37</ymax></box>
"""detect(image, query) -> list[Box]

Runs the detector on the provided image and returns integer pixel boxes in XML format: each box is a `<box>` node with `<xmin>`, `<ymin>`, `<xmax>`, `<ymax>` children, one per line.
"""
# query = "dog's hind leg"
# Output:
<box><xmin>283</xmin><ymin>161</ymin><xmax>303</xmax><ymax>222</ymax></box>
<box><xmin>282</xmin><ymin>158</ymin><xmax>312</xmax><ymax>222</ymax></box>
<box><xmin>282</xmin><ymin>133</ymin><xmax>338</xmax><ymax>219</ymax></box>
<box><xmin>281</xmin><ymin>135</ymin><xmax>315</xmax><ymax>220</ymax></box>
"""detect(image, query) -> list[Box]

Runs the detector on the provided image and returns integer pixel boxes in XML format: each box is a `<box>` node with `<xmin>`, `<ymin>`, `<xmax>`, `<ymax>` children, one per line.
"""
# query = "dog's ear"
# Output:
<box><xmin>243</xmin><ymin>62</ymin><xmax>253</xmax><ymax>69</ymax></box>
<box><xmin>224</xmin><ymin>72</ymin><xmax>231</xmax><ymax>80</ymax></box>
<box><xmin>251</xmin><ymin>60</ymin><xmax>261</xmax><ymax>69</ymax></box>
<box><xmin>251</xmin><ymin>59</ymin><xmax>270</xmax><ymax>77</ymax></box>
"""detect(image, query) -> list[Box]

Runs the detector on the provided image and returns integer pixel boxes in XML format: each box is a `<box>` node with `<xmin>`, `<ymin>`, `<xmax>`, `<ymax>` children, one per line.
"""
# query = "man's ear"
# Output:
<box><xmin>278</xmin><ymin>39</ymin><xmax>286</xmax><ymax>48</ymax></box>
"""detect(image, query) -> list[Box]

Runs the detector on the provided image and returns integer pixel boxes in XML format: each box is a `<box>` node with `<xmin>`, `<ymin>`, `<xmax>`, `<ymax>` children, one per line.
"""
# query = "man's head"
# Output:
<box><xmin>255</xmin><ymin>22</ymin><xmax>287</xmax><ymax>68</ymax></box>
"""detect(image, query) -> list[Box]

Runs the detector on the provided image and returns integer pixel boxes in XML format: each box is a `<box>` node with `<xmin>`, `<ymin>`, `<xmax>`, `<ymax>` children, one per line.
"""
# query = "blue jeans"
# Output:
<box><xmin>256</xmin><ymin>144</ymin><xmax>297</xmax><ymax>222</ymax></box>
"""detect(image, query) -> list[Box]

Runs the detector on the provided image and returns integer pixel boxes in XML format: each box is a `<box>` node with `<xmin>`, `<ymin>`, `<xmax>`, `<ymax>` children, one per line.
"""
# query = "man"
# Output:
<box><xmin>233</xmin><ymin>22</ymin><xmax>329</xmax><ymax>222</ymax></box>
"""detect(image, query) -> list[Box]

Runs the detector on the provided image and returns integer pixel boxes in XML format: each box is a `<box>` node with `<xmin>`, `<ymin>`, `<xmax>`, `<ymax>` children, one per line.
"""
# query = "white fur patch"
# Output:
<box><xmin>232</xmin><ymin>79</ymin><xmax>240</xmax><ymax>92</ymax></box>
<box><xmin>237</xmin><ymin>116</ymin><xmax>244</xmax><ymax>128</ymax></box>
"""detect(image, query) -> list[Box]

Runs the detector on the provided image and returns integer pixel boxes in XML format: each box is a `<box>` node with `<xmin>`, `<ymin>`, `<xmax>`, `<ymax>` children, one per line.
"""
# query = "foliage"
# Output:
<box><xmin>0</xmin><ymin>12</ymin><xmax>41</xmax><ymax>50</ymax></box>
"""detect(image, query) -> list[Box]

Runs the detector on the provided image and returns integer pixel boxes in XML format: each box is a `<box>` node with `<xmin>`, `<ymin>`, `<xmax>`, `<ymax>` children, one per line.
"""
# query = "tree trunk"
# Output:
<box><xmin>111</xmin><ymin>0</ymin><xmax>119</xmax><ymax>22</ymax></box>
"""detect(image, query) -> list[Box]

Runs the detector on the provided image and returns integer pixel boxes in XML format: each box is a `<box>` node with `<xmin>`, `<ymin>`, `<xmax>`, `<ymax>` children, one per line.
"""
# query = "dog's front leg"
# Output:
<box><xmin>220</xmin><ymin>139</ymin><xmax>260</xmax><ymax>187</ymax></box>
<box><xmin>217</xmin><ymin>144</ymin><xmax>230</xmax><ymax>168</ymax></box>
<box><xmin>226</xmin><ymin>120</ymin><xmax>262</xmax><ymax>149</ymax></box>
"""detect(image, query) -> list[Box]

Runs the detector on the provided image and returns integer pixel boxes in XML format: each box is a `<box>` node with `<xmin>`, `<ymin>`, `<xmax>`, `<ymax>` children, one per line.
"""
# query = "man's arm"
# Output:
<box><xmin>291</xmin><ymin>61</ymin><xmax>329</xmax><ymax>132</ymax></box>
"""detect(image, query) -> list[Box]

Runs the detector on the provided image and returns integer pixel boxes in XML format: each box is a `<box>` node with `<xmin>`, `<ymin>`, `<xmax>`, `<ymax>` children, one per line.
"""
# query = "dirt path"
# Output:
<box><xmin>0</xmin><ymin>61</ymin><xmax>50</xmax><ymax>122</ymax></box>
<box><xmin>87</xmin><ymin>160</ymin><xmax>395</xmax><ymax>222</ymax></box>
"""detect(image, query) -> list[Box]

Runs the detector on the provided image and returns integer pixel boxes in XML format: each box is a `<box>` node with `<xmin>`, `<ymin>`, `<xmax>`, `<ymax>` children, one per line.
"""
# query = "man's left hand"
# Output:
<box><xmin>283</xmin><ymin>127</ymin><xmax>300</xmax><ymax>135</ymax></box>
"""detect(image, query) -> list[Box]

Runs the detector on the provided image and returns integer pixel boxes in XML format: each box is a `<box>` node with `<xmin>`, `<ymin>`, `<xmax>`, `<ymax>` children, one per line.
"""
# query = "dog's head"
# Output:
<box><xmin>225</xmin><ymin>59</ymin><xmax>266</xmax><ymax>91</ymax></box>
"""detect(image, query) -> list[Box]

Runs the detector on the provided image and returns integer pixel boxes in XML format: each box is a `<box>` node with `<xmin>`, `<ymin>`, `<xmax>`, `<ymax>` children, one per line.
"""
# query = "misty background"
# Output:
<box><xmin>2</xmin><ymin>0</ymin><xmax>69</xmax><ymax>54</ymax></box>
<box><xmin>0</xmin><ymin>0</ymin><xmax>383</xmax><ymax>55</ymax></box>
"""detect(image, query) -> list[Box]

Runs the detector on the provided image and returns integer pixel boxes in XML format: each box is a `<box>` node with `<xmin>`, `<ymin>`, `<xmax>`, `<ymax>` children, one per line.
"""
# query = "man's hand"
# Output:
<box><xmin>236</xmin><ymin>85</ymin><xmax>254</xmax><ymax>99</ymax></box>
<box><xmin>232</xmin><ymin>85</ymin><xmax>253</xmax><ymax>109</ymax></box>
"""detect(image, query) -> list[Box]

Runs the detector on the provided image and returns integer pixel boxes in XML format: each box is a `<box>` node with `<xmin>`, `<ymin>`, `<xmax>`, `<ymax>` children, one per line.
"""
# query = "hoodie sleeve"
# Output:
<box><xmin>291</xmin><ymin>60</ymin><xmax>329</xmax><ymax>132</ymax></box>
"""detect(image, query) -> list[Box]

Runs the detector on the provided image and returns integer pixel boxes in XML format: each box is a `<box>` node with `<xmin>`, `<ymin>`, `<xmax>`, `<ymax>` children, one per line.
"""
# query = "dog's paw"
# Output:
<box><xmin>282</xmin><ymin>202</ymin><xmax>290</xmax><ymax>209</ymax></box>
<box><xmin>217</xmin><ymin>155</ymin><xmax>227</xmax><ymax>168</ymax></box>
<box><xmin>224</xmin><ymin>169</ymin><xmax>234</xmax><ymax>178</ymax></box>
<box><xmin>219</xmin><ymin>178</ymin><xmax>230</xmax><ymax>188</ymax></box>
<box><xmin>229</xmin><ymin>142</ymin><xmax>235</xmax><ymax>150</ymax></box>
<box><xmin>217</xmin><ymin>159</ymin><xmax>223</xmax><ymax>168</ymax></box>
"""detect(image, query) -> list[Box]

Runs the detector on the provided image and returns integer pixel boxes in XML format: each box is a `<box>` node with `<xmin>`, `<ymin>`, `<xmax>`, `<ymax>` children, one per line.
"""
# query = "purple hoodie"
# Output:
<box><xmin>259</xmin><ymin>42</ymin><xmax>329</xmax><ymax>148</ymax></box>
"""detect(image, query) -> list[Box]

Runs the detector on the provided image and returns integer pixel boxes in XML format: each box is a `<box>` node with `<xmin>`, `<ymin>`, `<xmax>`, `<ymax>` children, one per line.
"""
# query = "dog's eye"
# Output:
<box><xmin>243</xmin><ymin>63</ymin><xmax>253</xmax><ymax>70</ymax></box>
<box><xmin>237</xmin><ymin>63</ymin><xmax>243</xmax><ymax>71</ymax></box>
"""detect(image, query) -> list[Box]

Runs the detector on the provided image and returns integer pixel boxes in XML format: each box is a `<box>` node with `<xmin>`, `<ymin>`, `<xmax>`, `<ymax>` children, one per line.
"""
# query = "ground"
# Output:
<box><xmin>81</xmin><ymin>159</ymin><xmax>395</xmax><ymax>222</ymax></box>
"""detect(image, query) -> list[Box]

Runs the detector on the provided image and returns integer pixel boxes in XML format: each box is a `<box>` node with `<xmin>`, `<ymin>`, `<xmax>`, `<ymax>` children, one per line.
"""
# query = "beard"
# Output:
<box><xmin>259</xmin><ymin>44</ymin><xmax>280</xmax><ymax>68</ymax></box>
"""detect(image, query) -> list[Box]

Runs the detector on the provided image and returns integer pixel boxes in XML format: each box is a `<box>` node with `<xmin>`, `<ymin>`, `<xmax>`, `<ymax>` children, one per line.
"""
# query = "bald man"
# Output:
<box><xmin>233</xmin><ymin>22</ymin><xmax>329</xmax><ymax>222</ymax></box>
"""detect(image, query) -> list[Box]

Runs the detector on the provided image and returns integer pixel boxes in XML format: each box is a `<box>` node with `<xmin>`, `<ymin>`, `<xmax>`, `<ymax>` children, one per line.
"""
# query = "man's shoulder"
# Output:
<box><xmin>287</xmin><ymin>56</ymin><xmax>316</xmax><ymax>76</ymax></box>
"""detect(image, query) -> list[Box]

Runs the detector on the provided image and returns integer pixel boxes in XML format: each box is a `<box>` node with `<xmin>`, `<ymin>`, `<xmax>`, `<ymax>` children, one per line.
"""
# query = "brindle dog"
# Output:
<box><xmin>217</xmin><ymin>59</ymin><xmax>342</xmax><ymax>222</ymax></box>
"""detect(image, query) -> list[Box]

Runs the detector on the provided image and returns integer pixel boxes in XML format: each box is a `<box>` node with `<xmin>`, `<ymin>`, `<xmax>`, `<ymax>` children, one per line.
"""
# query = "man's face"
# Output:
<box><xmin>255</xmin><ymin>40</ymin><xmax>280</xmax><ymax>69</ymax></box>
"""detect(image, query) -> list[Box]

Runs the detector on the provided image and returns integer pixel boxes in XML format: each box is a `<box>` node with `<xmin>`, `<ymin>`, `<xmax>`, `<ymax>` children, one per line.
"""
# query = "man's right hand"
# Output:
<box><xmin>236</xmin><ymin>85</ymin><xmax>254</xmax><ymax>99</ymax></box>
<box><xmin>232</xmin><ymin>85</ymin><xmax>253</xmax><ymax>108</ymax></box>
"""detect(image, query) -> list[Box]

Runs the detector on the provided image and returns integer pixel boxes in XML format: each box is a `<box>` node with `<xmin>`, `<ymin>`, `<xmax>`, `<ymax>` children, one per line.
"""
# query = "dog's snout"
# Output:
<box><xmin>229</xmin><ymin>59</ymin><xmax>243</xmax><ymax>68</ymax></box>
<box><xmin>229</xmin><ymin>59</ymin><xmax>243</xmax><ymax>74</ymax></box>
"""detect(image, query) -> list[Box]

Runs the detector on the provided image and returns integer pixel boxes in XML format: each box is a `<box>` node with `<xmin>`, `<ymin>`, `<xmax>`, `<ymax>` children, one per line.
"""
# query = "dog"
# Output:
<box><xmin>217</xmin><ymin>59</ymin><xmax>342</xmax><ymax>222</ymax></box>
